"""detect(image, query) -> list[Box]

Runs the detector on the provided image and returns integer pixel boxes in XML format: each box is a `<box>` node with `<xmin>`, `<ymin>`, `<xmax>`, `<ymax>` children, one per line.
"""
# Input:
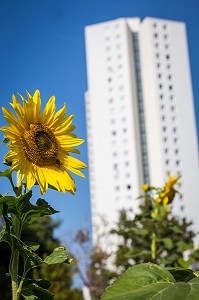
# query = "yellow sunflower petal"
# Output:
<box><xmin>32</xmin><ymin>90</ymin><xmax>41</xmax><ymax>122</ymax></box>
<box><xmin>40</xmin><ymin>96</ymin><xmax>56</xmax><ymax>126</ymax></box>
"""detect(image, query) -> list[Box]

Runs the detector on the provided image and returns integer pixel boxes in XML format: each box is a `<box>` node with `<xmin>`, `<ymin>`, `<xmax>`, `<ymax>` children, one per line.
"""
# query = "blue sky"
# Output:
<box><xmin>0</xmin><ymin>0</ymin><xmax>199</xmax><ymax>249</ymax></box>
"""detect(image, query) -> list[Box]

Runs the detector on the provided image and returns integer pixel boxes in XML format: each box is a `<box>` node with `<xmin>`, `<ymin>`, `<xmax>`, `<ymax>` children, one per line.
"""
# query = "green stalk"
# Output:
<box><xmin>10</xmin><ymin>215</ymin><xmax>21</xmax><ymax>300</ymax></box>
<box><xmin>151</xmin><ymin>232</ymin><xmax>156</xmax><ymax>261</ymax></box>
<box><xmin>8</xmin><ymin>173</ymin><xmax>23</xmax><ymax>299</ymax></box>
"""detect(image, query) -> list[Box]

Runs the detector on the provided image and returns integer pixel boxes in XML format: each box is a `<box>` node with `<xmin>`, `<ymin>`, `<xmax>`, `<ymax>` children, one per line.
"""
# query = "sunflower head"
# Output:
<box><xmin>1</xmin><ymin>90</ymin><xmax>87</xmax><ymax>194</ymax></box>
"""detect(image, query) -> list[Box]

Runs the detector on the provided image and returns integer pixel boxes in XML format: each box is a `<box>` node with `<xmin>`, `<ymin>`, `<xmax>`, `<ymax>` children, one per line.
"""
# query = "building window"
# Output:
<box><xmin>154</xmin><ymin>33</ymin><xmax>158</xmax><ymax>38</ymax></box>
<box><xmin>175</xmin><ymin>149</ymin><xmax>179</xmax><ymax>154</ymax></box>
<box><xmin>163</xmin><ymin>137</ymin><xmax>167</xmax><ymax>143</ymax></box>
<box><xmin>113</xmin><ymin>163</ymin><xmax>118</xmax><ymax>170</ymax></box>
<box><xmin>162</xmin><ymin>126</ymin><xmax>166</xmax><ymax>132</ymax></box>
<box><xmin>127</xmin><ymin>184</ymin><xmax>131</xmax><ymax>190</ymax></box>
<box><xmin>170</xmin><ymin>95</ymin><xmax>174</xmax><ymax>101</ymax></box>
<box><xmin>162</xmin><ymin>115</ymin><xmax>166</xmax><ymax>121</ymax></box>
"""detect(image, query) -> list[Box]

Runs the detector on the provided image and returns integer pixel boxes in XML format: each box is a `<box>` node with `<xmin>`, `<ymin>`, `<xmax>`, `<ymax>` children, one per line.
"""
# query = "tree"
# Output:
<box><xmin>112</xmin><ymin>175</ymin><xmax>199</xmax><ymax>272</ymax></box>
<box><xmin>0</xmin><ymin>216</ymin><xmax>83</xmax><ymax>300</ymax></box>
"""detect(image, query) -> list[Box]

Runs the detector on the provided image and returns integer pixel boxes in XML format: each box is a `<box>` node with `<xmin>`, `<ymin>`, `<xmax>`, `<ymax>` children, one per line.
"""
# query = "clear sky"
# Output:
<box><xmin>0</xmin><ymin>0</ymin><xmax>199</xmax><ymax>248</ymax></box>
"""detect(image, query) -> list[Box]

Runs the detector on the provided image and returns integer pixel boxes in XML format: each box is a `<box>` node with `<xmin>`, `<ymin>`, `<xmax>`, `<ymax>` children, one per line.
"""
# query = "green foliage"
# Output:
<box><xmin>0</xmin><ymin>214</ymin><xmax>83</xmax><ymax>300</ymax></box>
<box><xmin>0</xmin><ymin>177</ymin><xmax>82</xmax><ymax>300</ymax></box>
<box><xmin>102</xmin><ymin>263</ymin><xmax>199</xmax><ymax>300</ymax></box>
<box><xmin>112</xmin><ymin>197</ymin><xmax>199</xmax><ymax>271</ymax></box>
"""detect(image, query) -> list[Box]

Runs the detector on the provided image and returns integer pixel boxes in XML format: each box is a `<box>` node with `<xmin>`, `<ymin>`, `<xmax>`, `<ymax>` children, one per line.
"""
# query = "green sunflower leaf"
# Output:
<box><xmin>21</xmin><ymin>281</ymin><xmax>54</xmax><ymax>300</ymax></box>
<box><xmin>167</xmin><ymin>267</ymin><xmax>196</xmax><ymax>282</ymax></box>
<box><xmin>0</xmin><ymin>168</ymin><xmax>12</xmax><ymax>178</ymax></box>
<box><xmin>102</xmin><ymin>263</ymin><xmax>199</xmax><ymax>300</ymax></box>
<box><xmin>44</xmin><ymin>246</ymin><xmax>72</xmax><ymax>265</ymax></box>
<box><xmin>22</xmin><ymin>278</ymin><xmax>51</xmax><ymax>290</ymax></box>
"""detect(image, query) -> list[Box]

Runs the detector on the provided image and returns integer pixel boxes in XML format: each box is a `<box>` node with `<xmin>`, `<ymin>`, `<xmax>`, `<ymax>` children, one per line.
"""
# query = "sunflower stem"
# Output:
<box><xmin>10</xmin><ymin>215</ymin><xmax>22</xmax><ymax>300</ymax></box>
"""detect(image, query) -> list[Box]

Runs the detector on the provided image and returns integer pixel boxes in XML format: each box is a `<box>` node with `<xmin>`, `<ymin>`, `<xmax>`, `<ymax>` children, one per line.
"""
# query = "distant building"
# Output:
<box><xmin>84</xmin><ymin>17</ymin><xmax>199</xmax><ymax>248</ymax></box>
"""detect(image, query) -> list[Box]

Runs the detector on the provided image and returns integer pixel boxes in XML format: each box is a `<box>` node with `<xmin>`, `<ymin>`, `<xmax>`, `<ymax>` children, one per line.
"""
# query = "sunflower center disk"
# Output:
<box><xmin>21</xmin><ymin>123</ymin><xmax>60</xmax><ymax>167</ymax></box>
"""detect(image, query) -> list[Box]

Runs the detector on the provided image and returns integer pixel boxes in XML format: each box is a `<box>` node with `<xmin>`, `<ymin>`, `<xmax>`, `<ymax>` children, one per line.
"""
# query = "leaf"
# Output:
<box><xmin>25</xmin><ymin>242</ymin><xmax>40</xmax><ymax>252</ymax></box>
<box><xmin>0</xmin><ymin>208</ymin><xmax>42</xmax><ymax>274</ymax></box>
<box><xmin>7</xmin><ymin>229</ymin><xmax>43</xmax><ymax>275</ymax></box>
<box><xmin>0</xmin><ymin>195</ymin><xmax>21</xmax><ymax>219</ymax></box>
<box><xmin>126</xmin><ymin>249</ymin><xmax>151</xmax><ymax>259</ymax></box>
<box><xmin>36</xmin><ymin>198</ymin><xmax>58</xmax><ymax>215</ymax></box>
<box><xmin>22</xmin><ymin>282</ymin><xmax>54</xmax><ymax>300</ymax></box>
<box><xmin>0</xmin><ymin>213</ymin><xmax>13</xmax><ymax>246</ymax></box>
<box><xmin>20</xmin><ymin>197</ymin><xmax>58</xmax><ymax>227</ymax></box>
<box><xmin>178</xmin><ymin>257</ymin><xmax>196</xmax><ymax>268</ymax></box>
<box><xmin>171</xmin><ymin>226</ymin><xmax>183</xmax><ymax>234</ymax></box>
<box><xmin>0</xmin><ymin>168</ymin><xmax>12</xmax><ymax>178</ymax></box>
<box><xmin>102</xmin><ymin>263</ymin><xmax>199</xmax><ymax>300</ymax></box>
<box><xmin>44</xmin><ymin>246</ymin><xmax>72</xmax><ymax>265</ymax></box>
<box><xmin>176</xmin><ymin>241</ymin><xmax>193</xmax><ymax>252</ymax></box>
<box><xmin>167</xmin><ymin>267</ymin><xmax>196</xmax><ymax>282</ymax></box>
<box><xmin>22</xmin><ymin>278</ymin><xmax>51</xmax><ymax>290</ymax></box>
<box><xmin>102</xmin><ymin>263</ymin><xmax>174</xmax><ymax>298</ymax></box>
<box><xmin>130</xmin><ymin>227</ymin><xmax>148</xmax><ymax>236</ymax></box>
<box><xmin>22</xmin><ymin>295</ymin><xmax>37</xmax><ymax>300</ymax></box>
<box><xmin>0</xmin><ymin>191</ymin><xmax>58</xmax><ymax>228</ymax></box>
<box><xmin>161</xmin><ymin>237</ymin><xmax>174</xmax><ymax>249</ymax></box>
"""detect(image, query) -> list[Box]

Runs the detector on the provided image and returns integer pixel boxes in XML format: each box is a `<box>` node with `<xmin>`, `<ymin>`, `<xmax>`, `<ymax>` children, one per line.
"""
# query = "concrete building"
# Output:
<box><xmin>84</xmin><ymin>17</ymin><xmax>199</xmax><ymax>247</ymax></box>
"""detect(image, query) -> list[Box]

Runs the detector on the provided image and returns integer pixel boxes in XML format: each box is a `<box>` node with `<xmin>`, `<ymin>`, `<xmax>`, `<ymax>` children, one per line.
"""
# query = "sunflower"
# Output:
<box><xmin>1</xmin><ymin>90</ymin><xmax>87</xmax><ymax>194</ymax></box>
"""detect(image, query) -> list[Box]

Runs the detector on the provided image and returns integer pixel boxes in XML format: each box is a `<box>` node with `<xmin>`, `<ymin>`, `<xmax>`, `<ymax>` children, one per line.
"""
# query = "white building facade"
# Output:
<box><xmin>84</xmin><ymin>17</ymin><xmax>199</xmax><ymax>246</ymax></box>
